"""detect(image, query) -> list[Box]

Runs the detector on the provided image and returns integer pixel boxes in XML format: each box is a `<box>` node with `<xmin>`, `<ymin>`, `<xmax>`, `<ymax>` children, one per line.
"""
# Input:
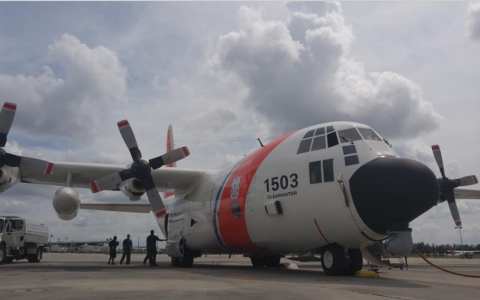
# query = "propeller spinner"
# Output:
<box><xmin>0</xmin><ymin>102</ymin><xmax>54</xmax><ymax>174</ymax></box>
<box><xmin>89</xmin><ymin>120</ymin><xmax>190</xmax><ymax>218</ymax></box>
<box><xmin>431</xmin><ymin>145</ymin><xmax>478</xmax><ymax>227</ymax></box>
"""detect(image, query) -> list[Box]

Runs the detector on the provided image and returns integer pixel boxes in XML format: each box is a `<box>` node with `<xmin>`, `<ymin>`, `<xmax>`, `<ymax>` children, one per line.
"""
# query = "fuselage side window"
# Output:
<box><xmin>358</xmin><ymin>128</ymin><xmax>382</xmax><ymax>141</ymax></box>
<box><xmin>311</xmin><ymin>136</ymin><xmax>326</xmax><ymax>151</ymax></box>
<box><xmin>297</xmin><ymin>138</ymin><xmax>313</xmax><ymax>154</ymax></box>
<box><xmin>338</xmin><ymin>128</ymin><xmax>362</xmax><ymax>144</ymax></box>
<box><xmin>309</xmin><ymin>161</ymin><xmax>322</xmax><ymax>184</ymax></box>
<box><xmin>327</xmin><ymin>132</ymin><xmax>339</xmax><ymax>148</ymax></box>
<box><xmin>345</xmin><ymin>155</ymin><xmax>359</xmax><ymax>166</ymax></box>
<box><xmin>323</xmin><ymin>159</ymin><xmax>334</xmax><ymax>182</ymax></box>
<box><xmin>342</xmin><ymin>145</ymin><xmax>357</xmax><ymax>155</ymax></box>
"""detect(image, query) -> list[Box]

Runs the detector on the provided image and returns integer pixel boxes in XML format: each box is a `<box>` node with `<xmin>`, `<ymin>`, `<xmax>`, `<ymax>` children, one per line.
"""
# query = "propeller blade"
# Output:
<box><xmin>456</xmin><ymin>175</ymin><xmax>478</xmax><ymax>187</ymax></box>
<box><xmin>149</xmin><ymin>147</ymin><xmax>190</xmax><ymax>170</ymax></box>
<box><xmin>445</xmin><ymin>192</ymin><xmax>462</xmax><ymax>227</ymax></box>
<box><xmin>142</xmin><ymin>175</ymin><xmax>166</xmax><ymax>218</ymax></box>
<box><xmin>0</xmin><ymin>102</ymin><xmax>17</xmax><ymax>147</ymax></box>
<box><xmin>117</xmin><ymin>120</ymin><xmax>142</xmax><ymax>161</ymax></box>
<box><xmin>431</xmin><ymin>145</ymin><xmax>446</xmax><ymax>179</ymax></box>
<box><xmin>90</xmin><ymin>169</ymin><xmax>133</xmax><ymax>193</ymax></box>
<box><xmin>4</xmin><ymin>153</ymin><xmax>54</xmax><ymax>175</ymax></box>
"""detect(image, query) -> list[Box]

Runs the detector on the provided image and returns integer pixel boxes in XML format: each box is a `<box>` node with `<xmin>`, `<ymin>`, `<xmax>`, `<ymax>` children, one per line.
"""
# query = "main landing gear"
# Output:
<box><xmin>171</xmin><ymin>243</ymin><xmax>195</xmax><ymax>268</ymax></box>
<box><xmin>321</xmin><ymin>244</ymin><xmax>363</xmax><ymax>276</ymax></box>
<box><xmin>249</xmin><ymin>255</ymin><xmax>282</xmax><ymax>268</ymax></box>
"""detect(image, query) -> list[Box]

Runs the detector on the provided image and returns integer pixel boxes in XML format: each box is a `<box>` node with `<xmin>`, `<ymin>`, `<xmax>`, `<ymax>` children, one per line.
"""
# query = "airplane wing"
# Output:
<box><xmin>20</xmin><ymin>162</ymin><xmax>207</xmax><ymax>194</ymax></box>
<box><xmin>454</xmin><ymin>188</ymin><xmax>480</xmax><ymax>200</ymax></box>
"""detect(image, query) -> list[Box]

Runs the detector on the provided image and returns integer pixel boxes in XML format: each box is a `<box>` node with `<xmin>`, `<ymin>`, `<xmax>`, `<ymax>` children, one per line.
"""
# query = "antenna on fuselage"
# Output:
<box><xmin>257</xmin><ymin>138</ymin><xmax>264</xmax><ymax>148</ymax></box>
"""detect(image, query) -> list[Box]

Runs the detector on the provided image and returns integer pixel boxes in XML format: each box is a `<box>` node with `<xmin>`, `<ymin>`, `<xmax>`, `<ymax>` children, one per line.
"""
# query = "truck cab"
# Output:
<box><xmin>0</xmin><ymin>216</ymin><xmax>49</xmax><ymax>264</ymax></box>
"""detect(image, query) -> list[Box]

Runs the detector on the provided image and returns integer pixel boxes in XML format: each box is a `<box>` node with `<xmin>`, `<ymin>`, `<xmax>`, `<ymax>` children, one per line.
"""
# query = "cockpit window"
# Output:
<box><xmin>0</xmin><ymin>219</ymin><xmax>3</xmax><ymax>233</ymax></box>
<box><xmin>303</xmin><ymin>130</ymin><xmax>315</xmax><ymax>139</ymax></box>
<box><xmin>358</xmin><ymin>128</ymin><xmax>382</xmax><ymax>141</ymax></box>
<box><xmin>326</xmin><ymin>126</ymin><xmax>334</xmax><ymax>133</ymax></box>
<box><xmin>311</xmin><ymin>136</ymin><xmax>326</xmax><ymax>151</ymax></box>
<box><xmin>315</xmin><ymin>127</ymin><xmax>325</xmax><ymax>136</ymax></box>
<box><xmin>297</xmin><ymin>138</ymin><xmax>312</xmax><ymax>154</ymax></box>
<box><xmin>338</xmin><ymin>128</ymin><xmax>362</xmax><ymax>144</ymax></box>
<box><xmin>327</xmin><ymin>132</ymin><xmax>339</xmax><ymax>148</ymax></box>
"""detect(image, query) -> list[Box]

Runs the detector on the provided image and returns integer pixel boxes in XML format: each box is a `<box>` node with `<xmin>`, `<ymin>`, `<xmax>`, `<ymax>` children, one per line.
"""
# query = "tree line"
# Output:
<box><xmin>414</xmin><ymin>242</ymin><xmax>480</xmax><ymax>254</ymax></box>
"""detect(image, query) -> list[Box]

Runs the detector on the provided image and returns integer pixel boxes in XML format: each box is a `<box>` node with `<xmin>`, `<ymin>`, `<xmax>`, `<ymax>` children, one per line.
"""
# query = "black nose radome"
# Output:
<box><xmin>350</xmin><ymin>157</ymin><xmax>439</xmax><ymax>235</ymax></box>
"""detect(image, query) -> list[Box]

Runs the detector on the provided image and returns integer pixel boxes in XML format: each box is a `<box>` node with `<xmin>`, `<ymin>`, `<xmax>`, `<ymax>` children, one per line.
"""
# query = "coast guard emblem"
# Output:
<box><xmin>230</xmin><ymin>176</ymin><xmax>241</xmax><ymax>200</ymax></box>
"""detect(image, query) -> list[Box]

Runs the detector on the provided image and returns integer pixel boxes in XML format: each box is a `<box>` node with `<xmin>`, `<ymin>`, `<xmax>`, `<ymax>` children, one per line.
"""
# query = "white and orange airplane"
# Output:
<box><xmin>1</xmin><ymin>101</ymin><xmax>479</xmax><ymax>275</ymax></box>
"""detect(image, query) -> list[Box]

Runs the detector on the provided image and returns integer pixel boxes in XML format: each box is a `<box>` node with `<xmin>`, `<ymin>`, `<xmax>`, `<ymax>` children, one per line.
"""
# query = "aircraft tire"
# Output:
<box><xmin>250</xmin><ymin>257</ymin><xmax>265</xmax><ymax>267</ymax></box>
<box><xmin>179</xmin><ymin>247</ymin><xmax>194</xmax><ymax>268</ymax></box>
<box><xmin>321</xmin><ymin>244</ymin><xmax>346</xmax><ymax>276</ymax></box>
<box><xmin>265</xmin><ymin>255</ymin><xmax>281</xmax><ymax>268</ymax></box>
<box><xmin>0</xmin><ymin>246</ymin><xmax>6</xmax><ymax>264</ymax></box>
<box><xmin>343</xmin><ymin>248</ymin><xmax>363</xmax><ymax>276</ymax></box>
<box><xmin>171</xmin><ymin>257</ymin><xmax>180</xmax><ymax>267</ymax></box>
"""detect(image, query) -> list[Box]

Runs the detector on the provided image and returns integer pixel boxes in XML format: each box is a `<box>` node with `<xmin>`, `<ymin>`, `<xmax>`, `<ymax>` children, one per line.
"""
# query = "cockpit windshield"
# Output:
<box><xmin>357</xmin><ymin>128</ymin><xmax>382</xmax><ymax>141</ymax></box>
<box><xmin>337</xmin><ymin>128</ymin><xmax>362</xmax><ymax>144</ymax></box>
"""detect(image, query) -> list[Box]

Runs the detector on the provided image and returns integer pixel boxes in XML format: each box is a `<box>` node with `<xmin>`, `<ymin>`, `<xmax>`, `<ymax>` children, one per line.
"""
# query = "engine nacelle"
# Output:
<box><xmin>0</xmin><ymin>166</ymin><xmax>20</xmax><ymax>192</ymax></box>
<box><xmin>119</xmin><ymin>178</ymin><xmax>145</xmax><ymax>201</ymax></box>
<box><xmin>53</xmin><ymin>187</ymin><xmax>80</xmax><ymax>221</ymax></box>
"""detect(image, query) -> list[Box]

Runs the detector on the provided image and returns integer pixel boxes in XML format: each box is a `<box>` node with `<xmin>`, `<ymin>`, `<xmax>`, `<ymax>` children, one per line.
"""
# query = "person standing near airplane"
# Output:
<box><xmin>145</xmin><ymin>230</ymin><xmax>165</xmax><ymax>266</ymax></box>
<box><xmin>108</xmin><ymin>236</ymin><xmax>119</xmax><ymax>265</ymax></box>
<box><xmin>120</xmin><ymin>234</ymin><xmax>133</xmax><ymax>265</ymax></box>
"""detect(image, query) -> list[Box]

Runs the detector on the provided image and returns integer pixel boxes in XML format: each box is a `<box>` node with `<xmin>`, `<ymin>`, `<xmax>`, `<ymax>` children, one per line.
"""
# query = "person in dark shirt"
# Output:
<box><xmin>120</xmin><ymin>234</ymin><xmax>133</xmax><ymax>265</ymax></box>
<box><xmin>108</xmin><ymin>236</ymin><xmax>119</xmax><ymax>265</ymax></box>
<box><xmin>144</xmin><ymin>230</ymin><xmax>165</xmax><ymax>266</ymax></box>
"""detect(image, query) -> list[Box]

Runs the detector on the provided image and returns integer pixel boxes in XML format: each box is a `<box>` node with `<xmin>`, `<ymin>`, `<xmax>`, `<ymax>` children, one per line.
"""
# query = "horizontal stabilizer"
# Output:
<box><xmin>80</xmin><ymin>203</ymin><xmax>151</xmax><ymax>213</ymax></box>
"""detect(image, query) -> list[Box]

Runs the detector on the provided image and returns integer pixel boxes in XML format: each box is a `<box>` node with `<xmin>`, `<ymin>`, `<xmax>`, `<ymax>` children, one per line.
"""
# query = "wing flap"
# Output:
<box><xmin>80</xmin><ymin>203</ymin><xmax>152</xmax><ymax>213</ymax></box>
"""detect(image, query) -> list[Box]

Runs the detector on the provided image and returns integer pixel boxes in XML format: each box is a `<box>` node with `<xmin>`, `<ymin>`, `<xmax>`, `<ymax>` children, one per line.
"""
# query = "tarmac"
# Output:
<box><xmin>0</xmin><ymin>253</ymin><xmax>479</xmax><ymax>300</ymax></box>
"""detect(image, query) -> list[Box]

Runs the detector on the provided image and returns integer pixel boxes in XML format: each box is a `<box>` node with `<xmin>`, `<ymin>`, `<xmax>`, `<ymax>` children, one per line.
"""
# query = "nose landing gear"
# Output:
<box><xmin>320</xmin><ymin>244</ymin><xmax>363</xmax><ymax>276</ymax></box>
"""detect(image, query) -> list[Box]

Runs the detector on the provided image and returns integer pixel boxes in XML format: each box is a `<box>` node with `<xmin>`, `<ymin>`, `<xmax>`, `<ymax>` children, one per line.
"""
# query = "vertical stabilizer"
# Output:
<box><xmin>165</xmin><ymin>125</ymin><xmax>175</xmax><ymax>198</ymax></box>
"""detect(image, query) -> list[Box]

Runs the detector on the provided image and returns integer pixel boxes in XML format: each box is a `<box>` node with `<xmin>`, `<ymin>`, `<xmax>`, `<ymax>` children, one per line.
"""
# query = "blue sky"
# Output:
<box><xmin>1</xmin><ymin>1</ymin><xmax>480</xmax><ymax>247</ymax></box>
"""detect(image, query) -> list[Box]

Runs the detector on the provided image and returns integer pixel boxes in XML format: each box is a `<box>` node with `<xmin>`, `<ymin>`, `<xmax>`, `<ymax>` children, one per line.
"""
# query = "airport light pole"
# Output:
<box><xmin>137</xmin><ymin>237</ymin><xmax>140</xmax><ymax>253</ymax></box>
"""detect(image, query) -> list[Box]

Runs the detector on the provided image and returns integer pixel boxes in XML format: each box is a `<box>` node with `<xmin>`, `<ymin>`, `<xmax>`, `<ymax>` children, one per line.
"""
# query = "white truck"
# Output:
<box><xmin>0</xmin><ymin>216</ymin><xmax>49</xmax><ymax>264</ymax></box>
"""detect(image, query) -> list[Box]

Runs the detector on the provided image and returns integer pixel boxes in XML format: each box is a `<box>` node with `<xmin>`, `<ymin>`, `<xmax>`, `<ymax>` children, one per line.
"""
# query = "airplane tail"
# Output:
<box><xmin>164</xmin><ymin>125</ymin><xmax>175</xmax><ymax>198</ymax></box>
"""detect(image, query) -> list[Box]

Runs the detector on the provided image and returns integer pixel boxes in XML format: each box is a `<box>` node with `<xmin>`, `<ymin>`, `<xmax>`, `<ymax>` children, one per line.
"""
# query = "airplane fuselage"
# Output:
<box><xmin>157</xmin><ymin>121</ymin><xmax>436</xmax><ymax>257</ymax></box>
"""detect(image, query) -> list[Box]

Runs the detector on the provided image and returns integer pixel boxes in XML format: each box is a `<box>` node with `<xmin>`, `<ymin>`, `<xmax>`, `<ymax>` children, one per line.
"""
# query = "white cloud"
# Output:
<box><xmin>466</xmin><ymin>1</ymin><xmax>480</xmax><ymax>41</ymax></box>
<box><xmin>209</xmin><ymin>3</ymin><xmax>443</xmax><ymax>139</ymax></box>
<box><xmin>0</xmin><ymin>34</ymin><xmax>128</xmax><ymax>142</ymax></box>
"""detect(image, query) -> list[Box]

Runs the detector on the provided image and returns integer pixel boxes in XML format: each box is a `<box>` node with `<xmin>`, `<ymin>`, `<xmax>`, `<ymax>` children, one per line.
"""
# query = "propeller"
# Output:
<box><xmin>431</xmin><ymin>145</ymin><xmax>478</xmax><ymax>227</ymax></box>
<box><xmin>0</xmin><ymin>102</ymin><xmax>54</xmax><ymax>174</ymax></box>
<box><xmin>89</xmin><ymin>120</ymin><xmax>190</xmax><ymax>218</ymax></box>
